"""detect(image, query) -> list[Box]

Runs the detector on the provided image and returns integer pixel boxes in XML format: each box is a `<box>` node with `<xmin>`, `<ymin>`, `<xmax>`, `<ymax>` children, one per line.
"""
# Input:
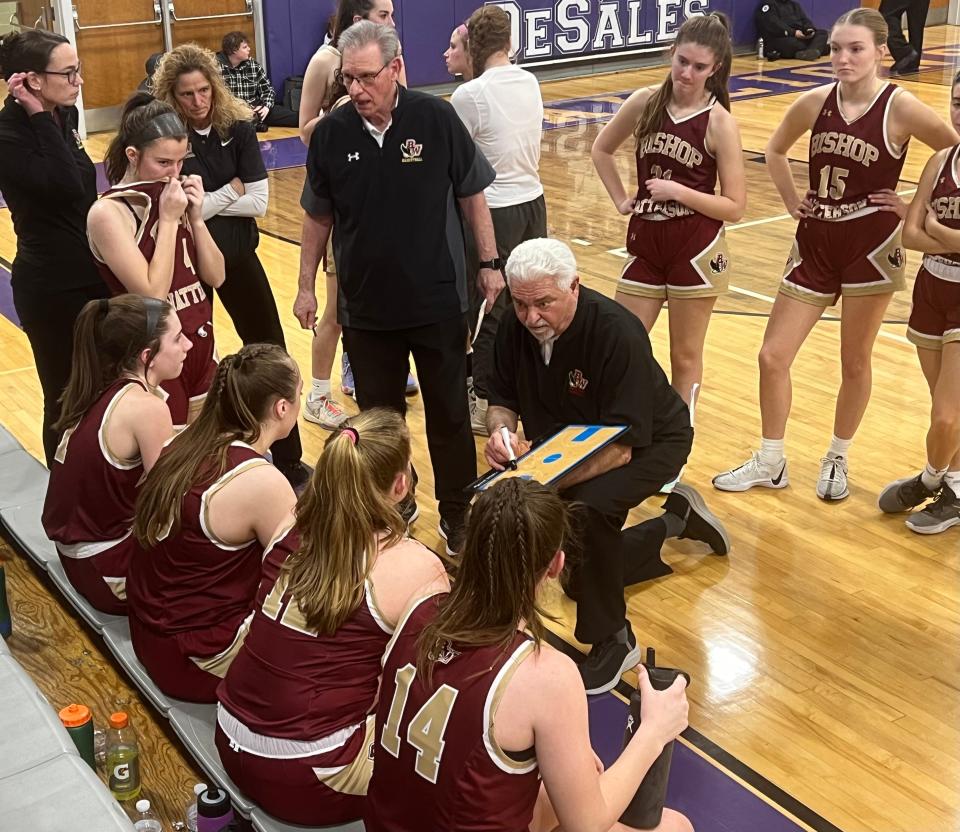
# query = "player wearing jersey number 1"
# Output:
<box><xmin>714</xmin><ymin>7</ymin><xmax>958</xmax><ymax>502</ymax></box>
<box><xmin>87</xmin><ymin>94</ymin><xmax>225</xmax><ymax>429</ymax></box>
<box><xmin>878</xmin><ymin>73</ymin><xmax>960</xmax><ymax>534</ymax></box>
<box><xmin>592</xmin><ymin>12</ymin><xmax>746</xmax><ymax>406</ymax></box>
<box><xmin>365</xmin><ymin>479</ymin><xmax>692</xmax><ymax>832</ymax></box>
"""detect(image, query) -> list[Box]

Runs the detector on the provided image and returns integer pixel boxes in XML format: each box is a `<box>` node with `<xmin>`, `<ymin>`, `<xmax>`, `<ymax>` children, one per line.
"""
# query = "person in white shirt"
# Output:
<box><xmin>450</xmin><ymin>5</ymin><xmax>546</xmax><ymax>435</ymax></box>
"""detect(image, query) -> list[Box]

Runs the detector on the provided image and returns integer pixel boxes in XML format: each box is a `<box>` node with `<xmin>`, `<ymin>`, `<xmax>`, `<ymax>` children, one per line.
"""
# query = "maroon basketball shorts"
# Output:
<box><xmin>160</xmin><ymin>321</ymin><xmax>217</xmax><ymax>428</ymax></box>
<box><xmin>214</xmin><ymin>715</ymin><xmax>373</xmax><ymax>826</ymax></box>
<box><xmin>56</xmin><ymin>535</ymin><xmax>134</xmax><ymax>616</ymax></box>
<box><xmin>619</xmin><ymin>213</ymin><xmax>730</xmax><ymax>300</ymax></box>
<box><xmin>781</xmin><ymin>211</ymin><xmax>906</xmax><ymax>306</ymax></box>
<box><xmin>907</xmin><ymin>265</ymin><xmax>960</xmax><ymax>350</ymax></box>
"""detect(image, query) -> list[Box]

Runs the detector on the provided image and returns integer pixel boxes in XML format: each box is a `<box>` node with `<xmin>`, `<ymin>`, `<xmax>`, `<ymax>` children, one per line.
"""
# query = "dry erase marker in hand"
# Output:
<box><xmin>499</xmin><ymin>426</ymin><xmax>518</xmax><ymax>470</ymax></box>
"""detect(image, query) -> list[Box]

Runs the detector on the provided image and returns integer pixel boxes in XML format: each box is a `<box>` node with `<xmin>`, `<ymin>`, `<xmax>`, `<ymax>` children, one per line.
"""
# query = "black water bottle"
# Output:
<box><xmin>619</xmin><ymin>648</ymin><xmax>691</xmax><ymax>829</ymax></box>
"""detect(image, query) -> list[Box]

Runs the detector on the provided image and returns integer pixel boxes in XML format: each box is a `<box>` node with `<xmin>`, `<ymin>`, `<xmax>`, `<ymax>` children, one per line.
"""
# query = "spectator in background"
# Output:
<box><xmin>0</xmin><ymin>29</ymin><xmax>109</xmax><ymax>465</ymax></box>
<box><xmin>880</xmin><ymin>0</ymin><xmax>928</xmax><ymax>75</ymax></box>
<box><xmin>755</xmin><ymin>0</ymin><xmax>828</xmax><ymax>60</ymax></box>
<box><xmin>444</xmin><ymin>23</ymin><xmax>472</xmax><ymax>80</ymax></box>
<box><xmin>137</xmin><ymin>52</ymin><xmax>163</xmax><ymax>92</ymax></box>
<box><xmin>217</xmin><ymin>31</ymin><xmax>298</xmax><ymax>128</ymax></box>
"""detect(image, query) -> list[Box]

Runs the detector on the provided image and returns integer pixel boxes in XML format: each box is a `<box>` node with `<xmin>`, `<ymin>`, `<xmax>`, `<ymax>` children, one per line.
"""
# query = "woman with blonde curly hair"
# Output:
<box><xmin>152</xmin><ymin>44</ymin><xmax>309</xmax><ymax>490</ymax></box>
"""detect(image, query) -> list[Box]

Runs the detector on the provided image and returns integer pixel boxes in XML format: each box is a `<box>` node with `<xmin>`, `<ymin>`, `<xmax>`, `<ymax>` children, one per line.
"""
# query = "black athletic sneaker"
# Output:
<box><xmin>276</xmin><ymin>460</ymin><xmax>311</xmax><ymax>496</ymax></box>
<box><xmin>662</xmin><ymin>483</ymin><xmax>730</xmax><ymax>555</ymax></box>
<box><xmin>578</xmin><ymin>626</ymin><xmax>641</xmax><ymax>696</ymax></box>
<box><xmin>399</xmin><ymin>496</ymin><xmax>420</xmax><ymax>529</ymax></box>
<box><xmin>906</xmin><ymin>485</ymin><xmax>960</xmax><ymax>535</ymax></box>
<box><xmin>878</xmin><ymin>473</ymin><xmax>938</xmax><ymax>514</ymax></box>
<box><xmin>437</xmin><ymin>517</ymin><xmax>466</xmax><ymax>557</ymax></box>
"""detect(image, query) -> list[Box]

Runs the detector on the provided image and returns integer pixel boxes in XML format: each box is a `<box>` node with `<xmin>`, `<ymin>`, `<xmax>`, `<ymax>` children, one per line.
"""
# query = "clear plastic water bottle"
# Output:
<box><xmin>133</xmin><ymin>799</ymin><xmax>162</xmax><ymax>832</ymax></box>
<box><xmin>185</xmin><ymin>782</ymin><xmax>208</xmax><ymax>832</ymax></box>
<box><xmin>757</xmin><ymin>37</ymin><xmax>765</xmax><ymax>60</ymax></box>
<box><xmin>106</xmin><ymin>711</ymin><xmax>142</xmax><ymax>801</ymax></box>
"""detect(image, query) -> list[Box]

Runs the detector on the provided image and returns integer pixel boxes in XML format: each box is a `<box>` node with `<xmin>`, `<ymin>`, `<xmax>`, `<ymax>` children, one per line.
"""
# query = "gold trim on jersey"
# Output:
<box><xmin>99</xmin><ymin>383</ymin><xmax>146</xmax><ymax>471</ymax></box>
<box><xmin>482</xmin><ymin>639</ymin><xmax>538</xmax><ymax>775</ymax></box>
<box><xmin>857</xmin><ymin>222</ymin><xmax>907</xmax><ymax>296</ymax></box>
<box><xmin>199</xmin><ymin>453</ymin><xmax>272</xmax><ymax>550</ymax></box>
<box><xmin>907</xmin><ymin>326</ymin><xmax>946</xmax><ymax>350</ymax></box>
<box><xmin>189</xmin><ymin>611</ymin><xmax>253</xmax><ymax>677</ymax></box>
<box><xmin>311</xmin><ymin>714</ymin><xmax>375</xmax><ymax>796</ymax></box>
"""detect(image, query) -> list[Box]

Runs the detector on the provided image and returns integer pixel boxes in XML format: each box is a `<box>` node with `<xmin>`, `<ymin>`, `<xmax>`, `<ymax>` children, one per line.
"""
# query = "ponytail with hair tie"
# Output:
<box><xmin>340</xmin><ymin>427</ymin><xmax>360</xmax><ymax>446</ymax></box>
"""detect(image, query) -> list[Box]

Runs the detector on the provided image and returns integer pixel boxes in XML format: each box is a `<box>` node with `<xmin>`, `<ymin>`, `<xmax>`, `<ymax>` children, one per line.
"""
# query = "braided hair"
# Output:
<box><xmin>416</xmin><ymin>478</ymin><xmax>571</xmax><ymax>684</ymax></box>
<box><xmin>134</xmin><ymin>343</ymin><xmax>299</xmax><ymax>546</ymax></box>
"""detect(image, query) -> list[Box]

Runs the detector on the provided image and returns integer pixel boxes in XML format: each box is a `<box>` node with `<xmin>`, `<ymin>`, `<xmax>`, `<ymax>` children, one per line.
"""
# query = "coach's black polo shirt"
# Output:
<box><xmin>301</xmin><ymin>84</ymin><xmax>495</xmax><ymax>330</ymax></box>
<box><xmin>488</xmin><ymin>286</ymin><xmax>690</xmax><ymax>450</ymax></box>
<box><xmin>182</xmin><ymin>119</ymin><xmax>266</xmax><ymax>259</ymax></box>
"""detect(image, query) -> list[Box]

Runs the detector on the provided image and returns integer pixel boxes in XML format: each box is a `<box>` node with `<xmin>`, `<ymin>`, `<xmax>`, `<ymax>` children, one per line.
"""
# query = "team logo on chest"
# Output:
<box><xmin>72</xmin><ymin>128</ymin><xmax>84</xmax><ymax>150</ymax></box>
<box><xmin>400</xmin><ymin>138</ymin><xmax>424</xmax><ymax>163</ymax></box>
<box><xmin>432</xmin><ymin>641</ymin><xmax>461</xmax><ymax>664</ymax></box>
<box><xmin>568</xmin><ymin>369</ymin><xmax>589</xmax><ymax>396</ymax></box>
<box><xmin>347</xmin><ymin>152</ymin><xmax>360</xmax><ymax>162</ymax></box>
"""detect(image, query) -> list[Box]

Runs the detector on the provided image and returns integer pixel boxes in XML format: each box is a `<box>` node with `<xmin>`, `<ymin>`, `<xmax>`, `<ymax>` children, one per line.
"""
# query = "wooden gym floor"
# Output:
<box><xmin>2</xmin><ymin>26</ymin><xmax>959</xmax><ymax>832</ymax></box>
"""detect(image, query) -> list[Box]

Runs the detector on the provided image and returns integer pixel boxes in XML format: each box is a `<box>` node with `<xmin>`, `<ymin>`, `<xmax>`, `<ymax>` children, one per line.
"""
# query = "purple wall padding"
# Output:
<box><xmin>263</xmin><ymin>0</ymin><xmax>856</xmax><ymax>93</ymax></box>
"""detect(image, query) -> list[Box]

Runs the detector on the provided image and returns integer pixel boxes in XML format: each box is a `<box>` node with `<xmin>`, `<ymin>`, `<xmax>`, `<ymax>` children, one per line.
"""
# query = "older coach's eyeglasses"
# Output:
<box><xmin>40</xmin><ymin>63</ymin><xmax>82</xmax><ymax>85</ymax></box>
<box><xmin>335</xmin><ymin>63</ymin><xmax>389</xmax><ymax>89</ymax></box>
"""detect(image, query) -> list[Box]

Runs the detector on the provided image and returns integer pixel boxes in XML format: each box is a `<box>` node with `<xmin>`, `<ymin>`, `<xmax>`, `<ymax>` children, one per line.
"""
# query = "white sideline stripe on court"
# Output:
<box><xmin>571</xmin><ymin>238</ymin><xmax>591</xmax><ymax>246</ymax></box>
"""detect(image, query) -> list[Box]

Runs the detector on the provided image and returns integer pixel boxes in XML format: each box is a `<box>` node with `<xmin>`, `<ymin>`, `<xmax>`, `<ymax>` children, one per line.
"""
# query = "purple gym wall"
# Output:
<box><xmin>262</xmin><ymin>0</ymin><xmax>856</xmax><ymax>92</ymax></box>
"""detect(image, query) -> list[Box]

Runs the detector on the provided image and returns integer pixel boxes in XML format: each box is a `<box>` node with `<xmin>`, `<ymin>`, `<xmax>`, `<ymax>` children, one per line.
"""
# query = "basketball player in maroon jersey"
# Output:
<box><xmin>714</xmin><ymin>8</ymin><xmax>957</xmax><ymax>501</ymax></box>
<box><xmin>365</xmin><ymin>478</ymin><xmax>692</xmax><ymax>832</ymax></box>
<box><xmin>87</xmin><ymin>93</ymin><xmax>225</xmax><ymax>429</ymax></box>
<box><xmin>216</xmin><ymin>409</ymin><xmax>447</xmax><ymax>826</ymax></box>
<box><xmin>42</xmin><ymin>295</ymin><xmax>189</xmax><ymax>614</ymax></box>
<box><xmin>593</xmin><ymin>13</ymin><xmax>745</xmax><ymax>405</ymax></box>
<box><xmin>128</xmin><ymin>344</ymin><xmax>301</xmax><ymax>702</ymax></box>
<box><xmin>878</xmin><ymin>73</ymin><xmax>960</xmax><ymax>534</ymax></box>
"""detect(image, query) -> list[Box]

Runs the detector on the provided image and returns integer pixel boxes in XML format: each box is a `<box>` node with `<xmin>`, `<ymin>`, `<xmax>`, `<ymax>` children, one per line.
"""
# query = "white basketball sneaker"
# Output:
<box><xmin>713</xmin><ymin>452</ymin><xmax>788</xmax><ymax>492</ymax></box>
<box><xmin>816</xmin><ymin>454</ymin><xmax>849</xmax><ymax>501</ymax></box>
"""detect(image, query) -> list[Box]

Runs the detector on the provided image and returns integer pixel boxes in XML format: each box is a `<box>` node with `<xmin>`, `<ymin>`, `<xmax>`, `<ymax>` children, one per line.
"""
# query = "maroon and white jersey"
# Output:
<box><xmin>42</xmin><ymin>379</ymin><xmax>147</xmax><ymax>553</ymax></box>
<box><xmin>217</xmin><ymin>525</ymin><xmax>392</xmax><ymax>749</ymax></box>
<box><xmin>633</xmin><ymin>98</ymin><xmax>719</xmax><ymax>219</ymax></box>
<box><xmin>92</xmin><ymin>180</ymin><xmax>212</xmax><ymax>333</ymax></box>
<box><xmin>923</xmin><ymin>143</ymin><xmax>960</xmax><ymax>276</ymax></box>
<box><xmin>365</xmin><ymin>595</ymin><xmax>540</xmax><ymax>832</ymax></box>
<box><xmin>126</xmin><ymin>442</ymin><xmax>270</xmax><ymax>658</ymax></box>
<box><xmin>808</xmin><ymin>83</ymin><xmax>907</xmax><ymax>221</ymax></box>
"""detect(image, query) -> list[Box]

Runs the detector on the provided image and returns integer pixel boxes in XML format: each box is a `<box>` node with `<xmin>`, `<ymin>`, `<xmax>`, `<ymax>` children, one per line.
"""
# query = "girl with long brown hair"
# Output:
<box><xmin>88</xmin><ymin>92</ymin><xmax>224</xmax><ymax>429</ymax></box>
<box><xmin>151</xmin><ymin>43</ymin><xmax>309</xmax><ymax>488</ymax></box>
<box><xmin>127</xmin><ymin>343</ymin><xmax>301</xmax><ymax>702</ymax></box>
<box><xmin>42</xmin><ymin>295</ymin><xmax>190</xmax><ymax>614</ymax></box>
<box><xmin>216</xmin><ymin>408</ymin><xmax>446</xmax><ymax>825</ymax></box>
<box><xmin>592</xmin><ymin>12</ymin><xmax>745</xmax><ymax>406</ymax></box>
<box><xmin>365</xmin><ymin>478</ymin><xmax>692</xmax><ymax>832</ymax></box>
<box><xmin>714</xmin><ymin>8</ymin><xmax>957</xmax><ymax>501</ymax></box>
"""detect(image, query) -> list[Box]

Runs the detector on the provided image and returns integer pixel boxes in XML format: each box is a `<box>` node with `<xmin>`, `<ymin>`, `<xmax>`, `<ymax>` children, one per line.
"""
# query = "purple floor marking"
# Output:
<box><xmin>589</xmin><ymin>693</ymin><xmax>806</xmax><ymax>832</ymax></box>
<box><xmin>0</xmin><ymin>267</ymin><xmax>18</xmax><ymax>327</ymax></box>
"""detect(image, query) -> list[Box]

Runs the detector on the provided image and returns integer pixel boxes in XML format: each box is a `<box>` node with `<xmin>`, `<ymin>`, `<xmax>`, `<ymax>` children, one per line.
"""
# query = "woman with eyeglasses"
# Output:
<box><xmin>42</xmin><ymin>295</ymin><xmax>190</xmax><ymax>614</ymax></box>
<box><xmin>0</xmin><ymin>30</ymin><xmax>109</xmax><ymax>466</ymax></box>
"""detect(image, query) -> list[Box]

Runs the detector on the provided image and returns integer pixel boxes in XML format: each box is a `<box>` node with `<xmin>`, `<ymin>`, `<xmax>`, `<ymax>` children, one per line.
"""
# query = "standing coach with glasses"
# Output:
<box><xmin>294</xmin><ymin>20</ymin><xmax>502</xmax><ymax>553</ymax></box>
<box><xmin>0</xmin><ymin>30</ymin><xmax>108</xmax><ymax>465</ymax></box>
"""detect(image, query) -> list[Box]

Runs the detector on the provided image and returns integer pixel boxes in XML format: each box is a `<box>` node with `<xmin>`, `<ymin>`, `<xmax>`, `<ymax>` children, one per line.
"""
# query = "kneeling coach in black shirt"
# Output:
<box><xmin>485</xmin><ymin>238</ymin><xmax>730</xmax><ymax>695</ymax></box>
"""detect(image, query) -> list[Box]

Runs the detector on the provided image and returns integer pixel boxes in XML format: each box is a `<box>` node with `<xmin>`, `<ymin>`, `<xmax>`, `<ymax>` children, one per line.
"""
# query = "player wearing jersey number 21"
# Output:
<box><xmin>713</xmin><ymin>7</ymin><xmax>957</xmax><ymax>502</ymax></box>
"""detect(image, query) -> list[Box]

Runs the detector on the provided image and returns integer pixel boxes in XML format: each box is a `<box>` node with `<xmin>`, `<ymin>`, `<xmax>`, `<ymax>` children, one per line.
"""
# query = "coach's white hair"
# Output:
<box><xmin>505</xmin><ymin>238</ymin><xmax>577</xmax><ymax>291</ymax></box>
<box><xmin>338</xmin><ymin>19</ymin><xmax>401</xmax><ymax>63</ymax></box>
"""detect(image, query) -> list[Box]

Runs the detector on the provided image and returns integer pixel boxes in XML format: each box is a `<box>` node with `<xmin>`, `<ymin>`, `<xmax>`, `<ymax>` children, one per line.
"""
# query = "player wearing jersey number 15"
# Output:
<box><xmin>365</xmin><ymin>478</ymin><xmax>692</xmax><ymax>832</ymax></box>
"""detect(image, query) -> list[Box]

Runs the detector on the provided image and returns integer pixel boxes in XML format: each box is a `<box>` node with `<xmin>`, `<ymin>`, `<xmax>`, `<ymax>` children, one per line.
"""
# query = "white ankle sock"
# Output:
<box><xmin>759</xmin><ymin>438</ymin><xmax>785</xmax><ymax>466</ymax></box>
<box><xmin>827</xmin><ymin>435</ymin><xmax>852</xmax><ymax>459</ymax></box>
<box><xmin>944</xmin><ymin>470</ymin><xmax>960</xmax><ymax>493</ymax></box>
<box><xmin>310</xmin><ymin>378</ymin><xmax>331</xmax><ymax>399</ymax></box>
<box><xmin>921</xmin><ymin>463</ymin><xmax>947</xmax><ymax>490</ymax></box>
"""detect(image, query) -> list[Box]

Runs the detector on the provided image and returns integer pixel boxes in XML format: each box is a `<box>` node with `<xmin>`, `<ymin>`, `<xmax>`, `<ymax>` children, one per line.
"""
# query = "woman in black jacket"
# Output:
<box><xmin>150</xmin><ymin>43</ymin><xmax>309</xmax><ymax>489</ymax></box>
<box><xmin>0</xmin><ymin>30</ymin><xmax>108</xmax><ymax>465</ymax></box>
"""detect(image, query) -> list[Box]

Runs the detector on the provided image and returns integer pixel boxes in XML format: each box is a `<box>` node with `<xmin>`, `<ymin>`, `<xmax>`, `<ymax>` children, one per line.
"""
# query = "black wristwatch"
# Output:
<box><xmin>478</xmin><ymin>257</ymin><xmax>504</xmax><ymax>271</ymax></box>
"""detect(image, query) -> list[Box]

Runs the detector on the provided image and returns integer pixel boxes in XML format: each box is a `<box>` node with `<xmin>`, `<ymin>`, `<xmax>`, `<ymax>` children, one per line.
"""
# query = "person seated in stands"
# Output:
<box><xmin>127</xmin><ymin>344</ymin><xmax>300</xmax><ymax>702</ymax></box>
<box><xmin>216</xmin><ymin>31</ymin><xmax>298</xmax><ymax>128</ymax></box>
<box><xmin>364</xmin><ymin>477</ymin><xmax>693</xmax><ymax>832</ymax></box>
<box><xmin>136</xmin><ymin>52</ymin><xmax>162</xmax><ymax>92</ymax></box>
<box><xmin>42</xmin><ymin>295</ymin><xmax>188</xmax><ymax>615</ymax></box>
<box><xmin>755</xmin><ymin>0</ymin><xmax>829</xmax><ymax>60</ymax></box>
<box><xmin>216</xmin><ymin>408</ymin><xmax>447</xmax><ymax>826</ymax></box>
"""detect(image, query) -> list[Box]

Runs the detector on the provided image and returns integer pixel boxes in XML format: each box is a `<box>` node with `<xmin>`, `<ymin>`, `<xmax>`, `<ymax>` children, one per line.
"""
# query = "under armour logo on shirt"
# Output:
<box><xmin>347</xmin><ymin>152</ymin><xmax>360</xmax><ymax>161</ymax></box>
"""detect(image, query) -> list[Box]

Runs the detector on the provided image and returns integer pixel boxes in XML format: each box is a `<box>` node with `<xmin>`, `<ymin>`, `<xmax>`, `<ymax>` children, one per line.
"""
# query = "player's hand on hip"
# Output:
<box><xmin>181</xmin><ymin>175</ymin><xmax>205</xmax><ymax>222</ymax></box>
<box><xmin>293</xmin><ymin>288</ymin><xmax>318</xmax><ymax>330</ymax></box>
<box><xmin>635</xmin><ymin>665</ymin><xmax>689</xmax><ymax>751</ymax></box>
<box><xmin>868</xmin><ymin>188</ymin><xmax>907</xmax><ymax>219</ymax></box>
<box><xmin>618</xmin><ymin>196</ymin><xmax>637</xmax><ymax>215</ymax></box>
<box><xmin>160</xmin><ymin>177</ymin><xmax>189</xmax><ymax>222</ymax></box>
<box><xmin>478</xmin><ymin>267</ymin><xmax>505</xmax><ymax>312</ymax></box>
<box><xmin>788</xmin><ymin>189</ymin><xmax>816</xmax><ymax>221</ymax></box>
